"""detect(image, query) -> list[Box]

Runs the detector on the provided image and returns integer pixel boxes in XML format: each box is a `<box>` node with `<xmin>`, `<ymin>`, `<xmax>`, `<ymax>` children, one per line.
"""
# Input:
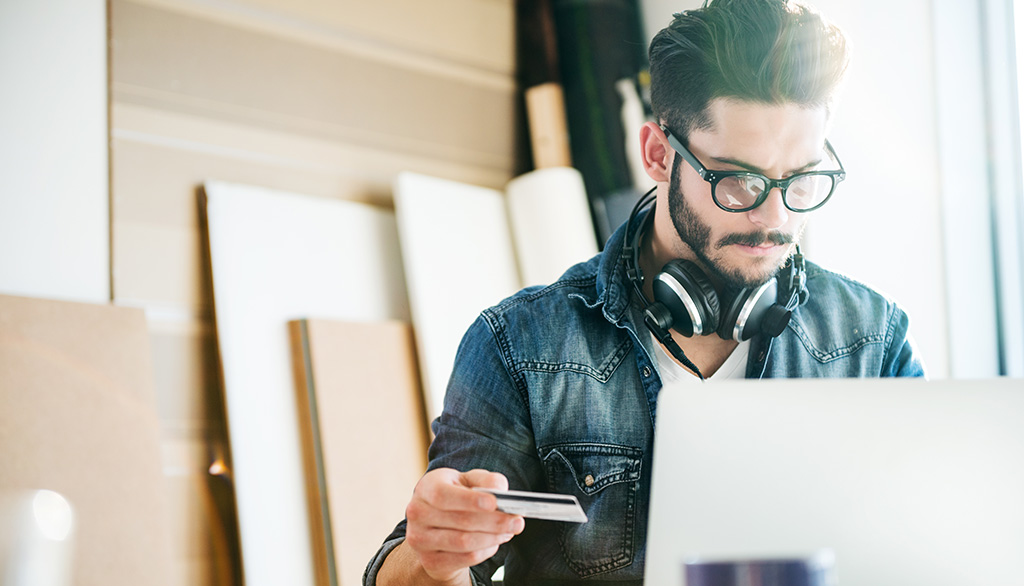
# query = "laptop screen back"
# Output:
<box><xmin>644</xmin><ymin>377</ymin><xmax>1024</xmax><ymax>586</ymax></box>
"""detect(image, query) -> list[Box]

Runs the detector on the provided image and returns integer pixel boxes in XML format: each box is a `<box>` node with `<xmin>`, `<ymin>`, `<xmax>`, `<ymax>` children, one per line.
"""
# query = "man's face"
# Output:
<box><xmin>666</xmin><ymin>98</ymin><xmax>830</xmax><ymax>290</ymax></box>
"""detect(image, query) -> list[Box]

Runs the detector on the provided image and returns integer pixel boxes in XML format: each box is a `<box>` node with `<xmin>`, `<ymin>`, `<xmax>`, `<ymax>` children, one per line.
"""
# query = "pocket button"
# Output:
<box><xmin>584</xmin><ymin>474</ymin><xmax>595</xmax><ymax>487</ymax></box>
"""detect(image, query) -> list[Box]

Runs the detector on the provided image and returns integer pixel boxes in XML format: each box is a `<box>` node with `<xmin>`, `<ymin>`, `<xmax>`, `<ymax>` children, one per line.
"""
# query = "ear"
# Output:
<box><xmin>640</xmin><ymin>121</ymin><xmax>674</xmax><ymax>183</ymax></box>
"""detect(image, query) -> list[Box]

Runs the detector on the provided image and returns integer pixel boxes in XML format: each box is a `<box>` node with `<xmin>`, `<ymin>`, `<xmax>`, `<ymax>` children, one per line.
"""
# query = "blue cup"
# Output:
<box><xmin>683</xmin><ymin>551</ymin><xmax>837</xmax><ymax>586</ymax></box>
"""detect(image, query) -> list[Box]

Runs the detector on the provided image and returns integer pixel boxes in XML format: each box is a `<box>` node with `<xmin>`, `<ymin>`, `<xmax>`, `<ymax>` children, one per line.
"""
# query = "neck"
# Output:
<box><xmin>637</xmin><ymin>210</ymin><xmax>739</xmax><ymax>378</ymax></box>
<box><xmin>663</xmin><ymin>331</ymin><xmax>739</xmax><ymax>378</ymax></box>
<box><xmin>639</xmin><ymin>206</ymin><xmax>700</xmax><ymax>301</ymax></box>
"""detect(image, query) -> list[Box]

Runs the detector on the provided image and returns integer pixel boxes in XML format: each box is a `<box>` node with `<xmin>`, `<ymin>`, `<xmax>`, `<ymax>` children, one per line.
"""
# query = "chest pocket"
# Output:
<box><xmin>540</xmin><ymin>443</ymin><xmax>643</xmax><ymax>578</ymax></box>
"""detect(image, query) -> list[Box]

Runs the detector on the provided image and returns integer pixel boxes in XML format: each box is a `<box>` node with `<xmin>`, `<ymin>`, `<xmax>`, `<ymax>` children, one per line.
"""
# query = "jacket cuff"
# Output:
<box><xmin>362</xmin><ymin>536</ymin><xmax>405</xmax><ymax>586</ymax></box>
<box><xmin>362</xmin><ymin>537</ymin><xmax>497</xmax><ymax>586</ymax></box>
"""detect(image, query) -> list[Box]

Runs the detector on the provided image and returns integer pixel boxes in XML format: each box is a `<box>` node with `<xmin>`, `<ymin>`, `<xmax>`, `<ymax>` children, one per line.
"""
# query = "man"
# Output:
<box><xmin>367</xmin><ymin>0</ymin><xmax>924</xmax><ymax>584</ymax></box>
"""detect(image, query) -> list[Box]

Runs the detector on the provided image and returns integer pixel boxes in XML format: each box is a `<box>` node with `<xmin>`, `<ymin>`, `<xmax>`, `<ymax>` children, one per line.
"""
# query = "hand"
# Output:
<box><xmin>403</xmin><ymin>468</ymin><xmax>525</xmax><ymax>583</ymax></box>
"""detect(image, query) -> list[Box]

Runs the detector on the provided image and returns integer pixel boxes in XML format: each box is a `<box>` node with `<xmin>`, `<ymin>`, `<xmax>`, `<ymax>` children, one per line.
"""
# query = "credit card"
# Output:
<box><xmin>473</xmin><ymin>488</ymin><xmax>588</xmax><ymax>523</ymax></box>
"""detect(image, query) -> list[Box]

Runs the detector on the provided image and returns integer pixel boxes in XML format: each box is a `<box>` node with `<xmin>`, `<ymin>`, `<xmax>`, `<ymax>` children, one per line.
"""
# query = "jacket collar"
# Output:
<box><xmin>595</xmin><ymin>213</ymin><xmax>645</xmax><ymax>326</ymax></box>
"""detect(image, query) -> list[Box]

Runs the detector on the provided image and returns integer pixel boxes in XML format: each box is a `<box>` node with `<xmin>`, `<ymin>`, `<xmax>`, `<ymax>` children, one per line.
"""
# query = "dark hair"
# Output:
<box><xmin>648</xmin><ymin>0</ymin><xmax>849</xmax><ymax>140</ymax></box>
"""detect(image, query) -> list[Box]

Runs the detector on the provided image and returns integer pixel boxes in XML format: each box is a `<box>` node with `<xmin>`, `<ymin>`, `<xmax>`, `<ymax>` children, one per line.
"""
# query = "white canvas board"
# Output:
<box><xmin>394</xmin><ymin>172</ymin><xmax>522</xmax><ymax>423</ymax></box>
<box><xmin>203</xmin><ymin>181</ymin><xmax>409</xmax><ymax>586</ymax></box>
<box><xmin>506</xmin><ymin>167</ymin><xmax>598</xmax><ymax>287</ymax></box>
<box><xmin>0</xmin><ymin>0</ymin><xmax>108</xmax><ymax>303</ymax></box>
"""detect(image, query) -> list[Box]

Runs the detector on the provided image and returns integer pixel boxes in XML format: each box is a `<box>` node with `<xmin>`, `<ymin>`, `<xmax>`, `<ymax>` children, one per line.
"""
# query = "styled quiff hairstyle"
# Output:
<box><xmin>649</xmin><ymin>0</ymin><xmax>849</xmax><ymax>141</ymax></box>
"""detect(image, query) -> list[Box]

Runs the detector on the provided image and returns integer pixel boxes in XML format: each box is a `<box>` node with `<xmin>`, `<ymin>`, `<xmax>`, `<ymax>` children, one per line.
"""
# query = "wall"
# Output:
<box><xmin>0</xmin><ymin>0</ymin><xmax>109</xmax><ymax>303</ymax></box>
<box><xmin>108</xmin><ymin>0</ymin><xmax>517</xmax><ymax>583</ymax></box>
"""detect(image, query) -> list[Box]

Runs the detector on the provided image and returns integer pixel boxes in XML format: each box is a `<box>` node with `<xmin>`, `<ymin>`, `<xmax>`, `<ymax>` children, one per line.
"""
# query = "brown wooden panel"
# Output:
<box><xmin>149</xmin><ymin>322</ymin><xmax>222</xmax><ymax>430</ymax></box>
<box><xmin>127</xmin><ymin>0</ymin><xmax>515</xmax><ymax>76</ymax></box>
<box><xmin>111</xmin><ymin>0</ymin><xmax>516</xmax><ymax>171</ymax></box>
<box><xmin>113</xmin><ymin>220</ymin><xmax>207</xmax><ymax>311</ymax></box>
<box><xmin>0</xmin><ymin>295</ymin><xmax>173</xmax><ymax>586</ymax></box>
<box><xmin>162</xmin><ymin>437</ymin><xmax>240</xmax><ymax>586</ymax></box>
<box><xmin>111</xmin><ymin>103</ymin><xmax>514</xmax><ymax>218</ymax></box>
<box><xmin>319</xmin><ymin>0</ymin><xmax>515</xmax><ymax>73</ymax></box>
<box><xmin>108</xmin><ymin>1</ymin><xmax>519</xmax><ymax>583</ymax></box>
<box><xmin>290</xmin><ymin>319</ymin><xmax>429</xmax><ymax>586</ymax></box>
<box><xmin>110</xmin><ymin>106</ymin><xmax>513</xmax><ymax>310</ymax></box>
<box><xmin>164</xmin><ymin>465</ymin><xmax>214</xmax><ymax>560</ymax></box>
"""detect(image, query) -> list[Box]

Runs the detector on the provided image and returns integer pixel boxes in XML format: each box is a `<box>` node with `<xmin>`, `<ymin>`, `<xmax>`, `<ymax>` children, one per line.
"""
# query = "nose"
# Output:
<box><xmin>747</xmin><ymin>187</ymin><xmax>789</xmax><ymax>230</ymax></box>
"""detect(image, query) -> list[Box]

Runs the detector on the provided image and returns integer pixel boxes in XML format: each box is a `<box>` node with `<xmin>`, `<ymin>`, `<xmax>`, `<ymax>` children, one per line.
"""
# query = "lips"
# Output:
<box><xmin>734</xmin><ymin>243</ymin><xmax>780</xmax><ymax>256</ymax></box>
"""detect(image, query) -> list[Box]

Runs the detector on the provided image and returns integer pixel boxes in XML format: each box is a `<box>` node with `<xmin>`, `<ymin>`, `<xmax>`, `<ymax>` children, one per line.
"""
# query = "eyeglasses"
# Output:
<box><xmin>660</xmin><ymin>124</ymin><xmax>846</xmax><ymax>213</ymax></box>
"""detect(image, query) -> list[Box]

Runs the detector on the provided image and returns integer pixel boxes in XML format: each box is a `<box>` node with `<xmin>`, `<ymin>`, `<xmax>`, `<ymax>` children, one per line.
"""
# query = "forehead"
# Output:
<box><xmin>690</xmin><ymin>98</ymin><xmax>829</xmax><ymax>168</ymax></box>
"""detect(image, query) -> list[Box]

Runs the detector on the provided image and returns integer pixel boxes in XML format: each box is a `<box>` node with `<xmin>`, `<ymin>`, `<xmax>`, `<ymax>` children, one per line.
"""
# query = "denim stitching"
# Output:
<box><xmin>789</xmin><ymin>318</ymin><xmax>885</xmax><ymax>363</ymax></box>
<box><xmin>540</xmin><ymin>442</ymin><xmax>644</xmax><ymax>455</ymax></box>
<box><xmin>515</xmin><ymin>337</ymin><xmax>632</xmax><ymax>382</ymax></box>
<box><xmin>481</xmin><ymin>311</ymin><xmax>533</xmax><ymax>413</ymax></box>
<box><xmin>540</xmin><ymin>443</ymin><xmax>641</xmax><ymax>578</ymax></box>
<box><xmin>540</xmin><ymin>446</ymin><xmax>642</xmax><ymax>493</ymax></box>
<box><xmin>782</xmin><ymin>264</ymin><xmax>900</xmax><ymax>364</ymax></box>
<box><xmin>491</xmin><ymin>277</ymin><xmax>598</xmax><ymax>313</ymax></box>
<box><xmin>567</xmin><ymin>291</ymin><xmax>601</xmax><ymax>309</ymax></box>
<box><xmin>880</xmin><ymin>300</ymin><xmax>900</xmax><ymax>372</ymax></box>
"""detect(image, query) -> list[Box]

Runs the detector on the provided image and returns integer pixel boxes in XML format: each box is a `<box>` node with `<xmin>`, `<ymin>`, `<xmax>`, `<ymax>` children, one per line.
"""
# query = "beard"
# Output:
<box><xmin>667</xmin><ymin>158</ymin><xmax>801</xmax><ymax>290</ymax></box>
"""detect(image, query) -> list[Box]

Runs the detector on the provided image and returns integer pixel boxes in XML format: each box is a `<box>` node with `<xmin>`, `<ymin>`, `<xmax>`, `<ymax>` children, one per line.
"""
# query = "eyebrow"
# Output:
<box><xmin>707</xmin><ymin>155</ymin><xmax>824</xmax><ymax>176</ymax></box>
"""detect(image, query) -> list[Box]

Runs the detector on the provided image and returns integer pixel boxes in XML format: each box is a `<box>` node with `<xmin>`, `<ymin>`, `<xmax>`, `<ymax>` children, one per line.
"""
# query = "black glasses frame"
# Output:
<box><xmin>660</xmin><ymin>124</ymin><xmax>847</xmax><ymax>213</ymax></box>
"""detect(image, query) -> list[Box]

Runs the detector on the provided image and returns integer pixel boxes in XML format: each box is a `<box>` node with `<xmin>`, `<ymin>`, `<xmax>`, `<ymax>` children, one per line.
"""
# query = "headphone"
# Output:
<box><xmin>622</xmin><ymin>190</ymin><xmax>809</xmax><ymax>373</ymax></box>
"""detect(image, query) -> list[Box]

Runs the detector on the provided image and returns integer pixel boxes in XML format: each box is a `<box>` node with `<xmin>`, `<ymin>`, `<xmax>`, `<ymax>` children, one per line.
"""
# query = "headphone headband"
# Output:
<box><xmin>623</xmin><ymin>189</ymin><xmax>658</xmax><ymax>303</ymax></box>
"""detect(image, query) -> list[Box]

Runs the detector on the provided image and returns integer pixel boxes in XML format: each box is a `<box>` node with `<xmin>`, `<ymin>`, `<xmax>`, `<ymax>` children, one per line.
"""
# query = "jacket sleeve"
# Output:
<box><xmin>881</xmin><ymin>306</ymin><xmax>927</xmax><ymax>378</ymax></box>
<box><xmin>363</xmin><ymin>312</ymin><xmax>543</xmax><ymax>585</ymax></box>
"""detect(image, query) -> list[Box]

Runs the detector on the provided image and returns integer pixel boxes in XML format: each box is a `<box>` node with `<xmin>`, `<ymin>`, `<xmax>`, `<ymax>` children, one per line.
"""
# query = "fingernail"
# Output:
<box><xmin>499</xmin><ymin>533</ymin><xmax>514</xmax><ymax>543</ymax></box>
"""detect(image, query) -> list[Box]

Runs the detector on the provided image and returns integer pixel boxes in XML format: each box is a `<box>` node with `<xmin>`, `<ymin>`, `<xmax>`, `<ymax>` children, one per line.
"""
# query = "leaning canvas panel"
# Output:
<box><xmin>394</xmin><ymin>172</ymin><xmax>522</xmax><ymax>423</ymax></box>
<box><xmin>202</xmin><ymin>181</ymin><xmax>409</xmax><ymax>586</ymax></box>
<box><xmin>290</xmin><ymin>318</ymin><xmax>429</xmax><ymax>586</ymax></box>
<box><xmin>0</xmin><ymin>294</ymin><xmax>172</xmax><ymax>586</ymax></box>
<box><xmin>505</xmin><ymin>167</ymin><xmax>598</xmax><ymax>287</ymax></box>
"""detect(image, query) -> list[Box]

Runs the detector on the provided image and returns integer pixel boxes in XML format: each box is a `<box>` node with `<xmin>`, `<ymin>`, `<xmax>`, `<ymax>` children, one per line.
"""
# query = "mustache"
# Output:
<box><xmin>717</xmin><ymin>231</ymin><xmax>794</xmax><ymax>248</ymax></box>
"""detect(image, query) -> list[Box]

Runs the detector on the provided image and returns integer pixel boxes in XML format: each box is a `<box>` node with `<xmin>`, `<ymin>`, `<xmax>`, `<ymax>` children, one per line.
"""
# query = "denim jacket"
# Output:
<box><xmin>364</xmin><ymin>219</ymin><xmax>925</xmax><ymax>586</ymax></box>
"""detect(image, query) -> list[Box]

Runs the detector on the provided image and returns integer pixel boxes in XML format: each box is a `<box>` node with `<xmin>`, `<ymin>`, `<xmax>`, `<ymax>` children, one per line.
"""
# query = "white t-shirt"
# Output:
<box><xmin>651</xmin><ymin>332</ymin><xmax>750</xmax><ymax>383</ymax></box>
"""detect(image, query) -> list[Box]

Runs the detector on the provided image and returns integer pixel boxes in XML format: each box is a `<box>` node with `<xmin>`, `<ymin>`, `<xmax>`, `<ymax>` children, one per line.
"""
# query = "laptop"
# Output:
<box><xmin>644</xmin><ymin>377</ymin><xmax>1024</xmax><ymax>586</ymax></box>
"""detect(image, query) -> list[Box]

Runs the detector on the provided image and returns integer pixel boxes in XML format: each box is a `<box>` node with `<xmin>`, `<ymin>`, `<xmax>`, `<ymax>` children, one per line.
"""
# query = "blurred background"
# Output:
<box><xmin>2</xmin><ymin>0</ymin><xmax>1023</xmax><ymax>584</ymax></box>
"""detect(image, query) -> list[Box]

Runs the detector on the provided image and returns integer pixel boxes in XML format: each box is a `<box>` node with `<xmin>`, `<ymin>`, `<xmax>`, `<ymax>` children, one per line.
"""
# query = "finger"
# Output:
<box><xmin>459</xmin><ymin>469</ymin><xmax>509</xmax><ymax>512</ymax></box>
<box><xmin>416</xmin><ymin>544</ymin><xmax>502</xmax><ymax>580</ymax></box>
<box><xmin>416</xmin><ymin>469</ymin><xmax>505</xmax><ymax>513</ymax></box>
<box><xmin>407</xmin><ymin>499</ymin><xmax>525</xmax><ymax>535</ymax></box>
<box><xmin>406</xmin><ymin>527</ymin><xmax>515</xmax><ymax>554</ymax></box>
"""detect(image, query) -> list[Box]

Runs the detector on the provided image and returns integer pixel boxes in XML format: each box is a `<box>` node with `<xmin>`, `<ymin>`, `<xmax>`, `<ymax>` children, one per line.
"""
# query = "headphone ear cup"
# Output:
<box><xmin>652</xmin><ymin>260</ymin><xmax>721</xmax><ymax>336</ymax></box>
<box><xmin>718</xmin><ymin>279</ymin><xmax>779</xmax><ymax>341</ymax></box>
<box><xmin>717</xmin><ymin>287</ymin><xmax>752</xmax><ymax>341</ymax></box>
<box><xmin>760</xmin><ymin>303</ymin><xmax>794</xmax><ymax>338</ymax></box>
<box><xmin>644</xmin><ymin>303</ymin><xmax>675</xmax><ymax>332</ymax></box>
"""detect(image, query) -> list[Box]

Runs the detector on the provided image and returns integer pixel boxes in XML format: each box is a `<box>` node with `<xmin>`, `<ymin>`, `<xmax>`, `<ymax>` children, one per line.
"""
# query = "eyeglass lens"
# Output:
<box><xmin>715</xmin><ymin>174</ymin><xmax>835</xmax><ymax>211</ymax></box>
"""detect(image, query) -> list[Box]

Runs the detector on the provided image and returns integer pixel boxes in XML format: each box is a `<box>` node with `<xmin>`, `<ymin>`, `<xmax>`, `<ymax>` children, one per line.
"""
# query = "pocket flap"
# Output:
<box><xmin>540</xmin><ymin>443</ymin><xmax>642</xmax><ymax>496</ymax></box>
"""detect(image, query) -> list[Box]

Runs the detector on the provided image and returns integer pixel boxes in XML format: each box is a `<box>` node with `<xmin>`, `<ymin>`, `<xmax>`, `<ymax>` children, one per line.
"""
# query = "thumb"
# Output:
<box><xmin>460</xmin><ymin>469</ymin><xmax>509</xmax><ymax>491</ymax></box>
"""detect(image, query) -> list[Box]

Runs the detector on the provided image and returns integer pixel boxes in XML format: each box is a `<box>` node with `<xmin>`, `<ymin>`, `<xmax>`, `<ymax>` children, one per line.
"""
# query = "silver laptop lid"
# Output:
<box><xmin>644</xmin><ymin>377</ymin><xmax>1024</xmax><ymax>586</ymax></box>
